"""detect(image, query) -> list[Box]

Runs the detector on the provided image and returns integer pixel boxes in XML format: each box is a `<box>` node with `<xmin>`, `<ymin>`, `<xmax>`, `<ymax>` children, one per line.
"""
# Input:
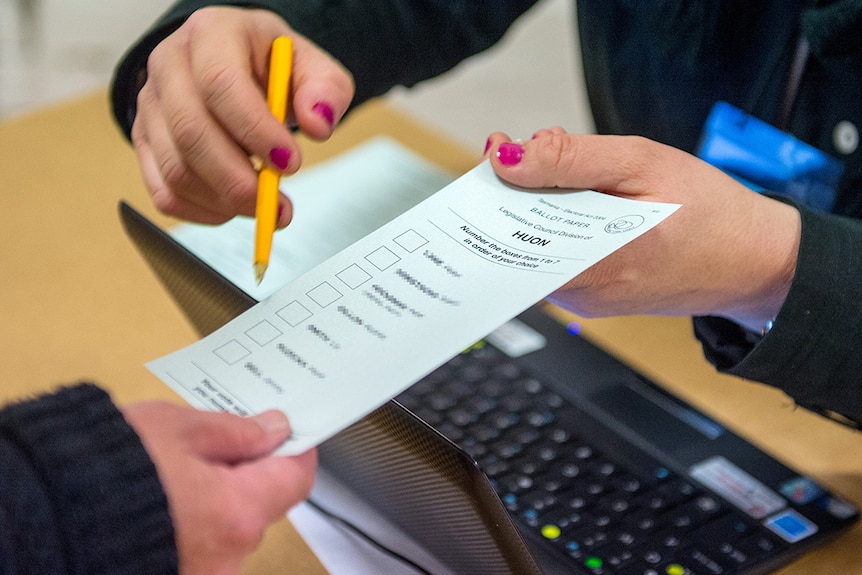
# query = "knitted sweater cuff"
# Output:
<box><xmin>0</xmin><ymin>384</ymin><xmax>178</xmax><ymax>574</ymax></box>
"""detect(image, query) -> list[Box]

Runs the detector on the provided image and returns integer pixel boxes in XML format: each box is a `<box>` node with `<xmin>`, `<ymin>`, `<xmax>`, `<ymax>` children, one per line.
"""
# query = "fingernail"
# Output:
<box><xmin>255</xmin><ymin>410</ymin><xmax>290</xmax><ymax>435</ymax></box>
<box><xmin>496</xmin><ymin>142</ymin><xmax>524</xmax><ymax>166</ymax></box>
<box><xmin>483</xmin><ymin>138</ymin><xmax>491</xmax><ymax>154</ymax></box>
<box><xmin>312</xmin><ymin>102</ymin><xmax>335</xmax><ymax>127</ymax></box>
<box><xmin>269</xmin><ymin>147</ymin><xmax>291</xmax><ymax>171</ymax></box>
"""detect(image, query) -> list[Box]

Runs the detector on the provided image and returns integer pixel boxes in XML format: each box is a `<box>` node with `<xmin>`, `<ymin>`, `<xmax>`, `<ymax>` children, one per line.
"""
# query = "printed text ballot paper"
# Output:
<box><xmin>147</xmin><ymin>161</ymin><xmax>679</xmax><ymax>455</ymax></box>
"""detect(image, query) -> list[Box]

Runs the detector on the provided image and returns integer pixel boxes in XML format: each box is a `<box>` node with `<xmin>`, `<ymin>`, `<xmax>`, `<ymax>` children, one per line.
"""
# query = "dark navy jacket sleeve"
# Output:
<box><xmin>0</xmin><ymin>384</ymin><xmax>177</xmax><ymax>575</ymax></box>
<box><xmin>111</xmin><ymin>0</ymin><xmax>540</xmax><ymax>139</ymax></box>
<box><xmin>694</xmin><ymin>205</ymin><xmax>862</xmax><ymax>426</ymax></box>
<box><xmin>577</xmin><ymin>0</ymin><xmax>862</xmax><ymax>426</ymax></box>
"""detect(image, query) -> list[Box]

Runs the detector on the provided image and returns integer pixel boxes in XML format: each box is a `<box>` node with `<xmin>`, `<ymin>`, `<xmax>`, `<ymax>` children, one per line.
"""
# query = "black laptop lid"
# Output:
<box><xmin>119</xmin><ymin>201</ymin><xmax>543</xmax><ymax>575</ymax></box>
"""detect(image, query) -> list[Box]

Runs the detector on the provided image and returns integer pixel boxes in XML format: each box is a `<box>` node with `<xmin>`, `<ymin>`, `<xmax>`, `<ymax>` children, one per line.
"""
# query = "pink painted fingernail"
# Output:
<box><xmin>269</xmin><ymin>147</ymin><xmax>291</xmax><ymax>171</ymax></box>
<box><xmin>312</xmin><ymin>102</ymin><xmax>335</xmax><ymax>127</ymax></box>
<box><xmin>483</xmin><ymin>138</ymin><xmax>491</xmax><ymax>154</ymax></box>
<box><xmin>496</xmin><ymin>142</ymin><xmax>524</xmax><ymax>166</ymax></box>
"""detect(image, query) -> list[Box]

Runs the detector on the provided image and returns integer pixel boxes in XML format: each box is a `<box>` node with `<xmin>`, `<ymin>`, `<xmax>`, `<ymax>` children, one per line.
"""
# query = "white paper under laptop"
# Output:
<box><xmin>148</xmin><ymin>148</ymin><xmax>679</xmax><ymax>455</ymax></box>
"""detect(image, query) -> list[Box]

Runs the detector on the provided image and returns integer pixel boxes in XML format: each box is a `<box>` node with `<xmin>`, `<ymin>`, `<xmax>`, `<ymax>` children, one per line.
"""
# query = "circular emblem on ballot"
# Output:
<box><xmin>604</xmin><ymin>215</ymin><xmax>644</xmax><ymax>234</ymax></box>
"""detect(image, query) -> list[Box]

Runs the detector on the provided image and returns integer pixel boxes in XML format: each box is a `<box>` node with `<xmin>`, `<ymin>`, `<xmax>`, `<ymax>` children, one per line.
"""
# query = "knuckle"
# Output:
<box><xmin>219</xmin><ymin>169</ymin><xmax>257</xmax><ymax>212</ymax></box>
<box><xmin>170</xmin><ymin>110</ymin><xmax>208</xmax><ymax>159</ymax></box>
<box><xmin>199</xmin><ymin>61</ymin><xmax>242</xmax><ymax>114</ymax></box>
<box><xmin>537</xmin><ymin>134</ymin><xmax>579</xmax><ymax>178</ymax></box>
<box><xmin>130</xmin><ymin>123</ymin><xmax>147</xmax><ymax>154</ymax></box>
<box><xmin>198</xmin><ymin>494</ymin><xmax>251</xmax><ymax>546</ymax></box>
<box><xmin>150</xmin><ymin>186</ymin><xmax>181</xmax><ymax>217</ymax></box>
<box><xmin>235</xmin><ymin>113</ymin><xmax>267</xmax><ymax>152</ymax></box>
<box><xmin>158</xmin><ymin>151</ymin><xmax>194</xmax><ymax>192</ymax></box>
<box><xmin>219</xmin><ymin>508</ymin><xmax>264</xmax><ymax>550</ymax></box>
<box><xmin>134</xmin><ymin>82</ymin><xmax>155</xmax><ymax>119</ymax></box>
<box><xmin>147</xmin><ymin>40</ymin><xmax>170</xmax><ymax>74</ymax></box>
<box><xmin>182</xmin><ymin>8</ymin><xmax>221</xmax><ymax>36</ymax></box>
<box><xmin>199</xmin><ymin>66</ymin><xmax>269</xmax><ymax>153</ymax></box>
<box><xmin>197</xmin><ymin>63</ymin><xmax>266</xmax><ymax>152</ymax></box>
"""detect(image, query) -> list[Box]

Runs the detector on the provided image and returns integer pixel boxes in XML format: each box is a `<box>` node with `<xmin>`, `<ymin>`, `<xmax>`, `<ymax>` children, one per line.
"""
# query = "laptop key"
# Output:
<box><xmin>677</xmin><ymin>546</ymin><xmax>731</xmax><ymax>575</ymax></box>
<box><xmin>616</xmin><ymin>560</ymin><xmax>699</xmax><ymax>575</ymax></box>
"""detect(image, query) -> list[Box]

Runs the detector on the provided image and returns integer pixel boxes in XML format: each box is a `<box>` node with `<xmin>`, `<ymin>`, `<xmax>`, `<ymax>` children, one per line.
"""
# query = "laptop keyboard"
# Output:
<box><xmin>395</xmin><ymin>343</ymin><xmax>787</xmax><ymax>575</ymax></box>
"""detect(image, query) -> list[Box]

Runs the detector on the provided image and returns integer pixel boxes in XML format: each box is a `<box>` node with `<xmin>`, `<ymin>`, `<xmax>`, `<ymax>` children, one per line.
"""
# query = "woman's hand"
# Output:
<box><xmin>132</xmin><ymin>6</ymin><xmax>355</xmax><ymax>225</ymax></box>
<box><xmin>122</xmin><ymin>402</ymin><xmax>317</xmax><ymax>575</ymax></box>
<box><xmin>485</xmin><ymin>130</ymin><xmax>801</xmax><ymax>330</ymax></box>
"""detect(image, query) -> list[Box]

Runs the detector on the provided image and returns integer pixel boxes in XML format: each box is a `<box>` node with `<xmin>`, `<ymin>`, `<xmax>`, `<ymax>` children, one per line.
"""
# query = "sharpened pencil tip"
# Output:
<box><xmin>254</xmin><ymin>263</ymin><xmax>267</xmax><ymax>285</ymax></box>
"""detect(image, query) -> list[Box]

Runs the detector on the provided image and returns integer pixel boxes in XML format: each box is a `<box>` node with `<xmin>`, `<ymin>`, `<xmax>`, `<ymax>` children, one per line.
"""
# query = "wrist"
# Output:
<box><xmin>721</xmin><ymin>197</ymin><xmax>800</xmax><ymax>331</ymax></box>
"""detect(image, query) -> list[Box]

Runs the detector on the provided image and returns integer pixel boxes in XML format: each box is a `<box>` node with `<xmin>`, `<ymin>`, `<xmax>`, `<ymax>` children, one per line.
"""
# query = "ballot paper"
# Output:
<box><xmin>148</xmin><ymin>159</ymin><xmax>679</xmax><ymax>455</ymax></box>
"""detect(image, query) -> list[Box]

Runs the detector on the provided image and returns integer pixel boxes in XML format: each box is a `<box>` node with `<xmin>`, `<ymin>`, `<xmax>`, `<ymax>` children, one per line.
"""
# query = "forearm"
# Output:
<box><xmin>0</xmin><ymin>384</ymin><xmax>177</xmax><ymax>575</ymax></box>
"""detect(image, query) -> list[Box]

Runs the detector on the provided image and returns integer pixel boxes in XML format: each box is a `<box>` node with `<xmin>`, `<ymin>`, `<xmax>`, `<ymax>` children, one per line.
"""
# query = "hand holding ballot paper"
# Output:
<box><xmin>148</xmin><ymin>153</ymin><xmax>679</xmax><ymax>455</ymax></box>
<box><xmin>484</xmin><ymin>130</ymin><xmax>801</xmax><ymax>332</ymax></box>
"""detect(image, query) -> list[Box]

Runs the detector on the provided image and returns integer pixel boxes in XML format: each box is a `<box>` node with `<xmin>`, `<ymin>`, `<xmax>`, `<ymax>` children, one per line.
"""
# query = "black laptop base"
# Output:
<box><xmin>395</xmin><ymin>305</ymin><xmax>859</xmax><ymax>574</ymax></box>
<box><xmin>120</xmin><ymin>201</ymin><xmax>858</xmax><ymax>575</ymax></box>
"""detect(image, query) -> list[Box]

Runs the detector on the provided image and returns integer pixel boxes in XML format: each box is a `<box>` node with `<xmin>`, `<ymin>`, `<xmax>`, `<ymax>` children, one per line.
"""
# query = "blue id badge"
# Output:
<box><xmin>696</xmin><ymin>101</ymin><xmax>843</xmax><ymax>212</ymax></box>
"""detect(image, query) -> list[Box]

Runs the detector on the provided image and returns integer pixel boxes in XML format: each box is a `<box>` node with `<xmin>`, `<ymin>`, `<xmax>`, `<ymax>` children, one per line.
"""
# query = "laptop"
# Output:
<box><xmin>120</xmin><ymin>199</ymin><xmax>858</xmax><ymax>575</ymax></box>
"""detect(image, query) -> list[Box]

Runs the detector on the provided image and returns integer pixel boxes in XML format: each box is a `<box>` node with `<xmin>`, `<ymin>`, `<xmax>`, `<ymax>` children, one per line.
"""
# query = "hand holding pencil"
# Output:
<box><xmin>125</xmin><ymin>9</ymin><xmax>355</xmax><ymax>228</ymax></box>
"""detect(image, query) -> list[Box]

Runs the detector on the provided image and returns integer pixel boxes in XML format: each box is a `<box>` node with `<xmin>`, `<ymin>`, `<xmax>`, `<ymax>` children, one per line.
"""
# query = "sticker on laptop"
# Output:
<box><xmin>485</xmin><ymin>318</ymin><xmax>547</xmax><ymax>358</ymax></box>
<box><xmin>689</xmin><ymin>456</ymin><xmax>786</xmax><ymax>519</ymax></box>
<box><xmin>763</xmin><ymin>509</ymin><xmax>818</xmax><ymax>543</ymax></box>
<box><xmin>779</xmin><ymin>476</ymin><xmax>825</xmax><ymax>505</ymax></box>
<box><xmin>824</xmin><ymin>496</ymin><xmax>858</xmax><ymax>520</ymax></box>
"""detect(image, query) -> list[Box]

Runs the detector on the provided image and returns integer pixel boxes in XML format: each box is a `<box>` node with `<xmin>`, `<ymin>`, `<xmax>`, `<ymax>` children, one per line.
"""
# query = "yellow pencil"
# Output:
<box><xmin>254</xmin><ymin>36</ymin><xmax>293</xmax><ymax>284</ymax></box>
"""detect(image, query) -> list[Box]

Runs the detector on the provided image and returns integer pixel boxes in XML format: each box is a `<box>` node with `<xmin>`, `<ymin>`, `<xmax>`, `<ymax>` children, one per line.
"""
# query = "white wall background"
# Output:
<box><xmin>1</xmin><ymin>0</ymin><xmax>594</xmax><ymax>145</ymax></box>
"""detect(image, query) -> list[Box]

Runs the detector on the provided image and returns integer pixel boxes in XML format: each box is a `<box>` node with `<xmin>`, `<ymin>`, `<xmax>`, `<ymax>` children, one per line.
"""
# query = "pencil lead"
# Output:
<box><xmin>254</xmin><ymin>263</ymin><xmax>267</xmax><ymax>285</ymax></box>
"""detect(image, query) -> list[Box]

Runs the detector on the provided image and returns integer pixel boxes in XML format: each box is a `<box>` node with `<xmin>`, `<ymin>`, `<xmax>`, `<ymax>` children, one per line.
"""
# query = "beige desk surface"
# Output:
<box><xmin>1</xmin><ymin>91</ymin><xmax>860</xmax><ymax>574</ymax></box>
